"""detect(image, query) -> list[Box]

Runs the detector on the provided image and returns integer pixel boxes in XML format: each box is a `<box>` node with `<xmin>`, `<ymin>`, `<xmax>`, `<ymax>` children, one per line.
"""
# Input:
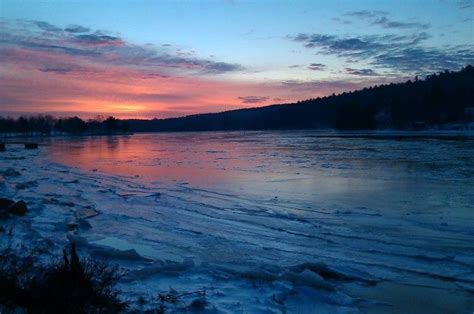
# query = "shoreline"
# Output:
<box><xmin>0</xmin><ymin>131</ymin><xmax>134</xmax><ymax>139</ymax></box>
<box><xmin>2</xmin><ymin>128</ymin><xmax>474</xmax><ymax>139</ymax></box>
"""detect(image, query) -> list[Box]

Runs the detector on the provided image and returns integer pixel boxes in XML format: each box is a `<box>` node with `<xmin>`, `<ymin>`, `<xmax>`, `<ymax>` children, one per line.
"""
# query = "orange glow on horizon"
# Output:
<box><xmin>0</xmin><ymin>39</ymin><xmax>374</xmax><ymax>119</ymax></box>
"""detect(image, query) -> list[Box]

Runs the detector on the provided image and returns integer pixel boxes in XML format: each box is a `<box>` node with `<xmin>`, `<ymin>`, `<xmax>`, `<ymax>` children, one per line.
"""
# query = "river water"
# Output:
<box><xmin>1</xmin><ymin>131</ymin><xmax>473</xmax><ymax>313</ymax></box>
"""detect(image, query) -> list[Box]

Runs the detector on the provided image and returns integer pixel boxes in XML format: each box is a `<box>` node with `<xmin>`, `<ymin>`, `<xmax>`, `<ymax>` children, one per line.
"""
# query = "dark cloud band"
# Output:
<box><xmin>238</xmin><ymin>96</ymin><xmax>269</xmax><ymax>103</ymax></box>
<box><xmin>1</xmin><ymin>20</ymin><xmax>244</xmax><ymax>76</ymax></box>
<box><xmin>290</xmin><ymin>31</ymin><xmax>473</xmax><ymax>75</ymax></box>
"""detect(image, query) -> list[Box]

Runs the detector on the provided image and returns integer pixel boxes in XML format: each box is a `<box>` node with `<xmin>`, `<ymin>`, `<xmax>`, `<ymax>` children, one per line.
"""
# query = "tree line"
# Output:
<box><xmin>0</xmin><ymin>116</ymin><xmax>129</xmax><ymax>134</ymax></box>
<box><xmin>128</xmin><ymin>65</ymin><xmax>474</xmax><ymax>132</ymax></box>
<box><xmin>1</xmin><ymin>66</ymin><xmax>473</xmax><ymax>134</ymax></box>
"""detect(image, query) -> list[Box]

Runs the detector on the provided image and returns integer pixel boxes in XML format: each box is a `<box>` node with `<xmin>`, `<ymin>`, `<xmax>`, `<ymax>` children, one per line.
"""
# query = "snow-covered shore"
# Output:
<box><xmin>1</xmin><ymin>132</ymin><xmax>473</xmax><ymax>312</ymax></box>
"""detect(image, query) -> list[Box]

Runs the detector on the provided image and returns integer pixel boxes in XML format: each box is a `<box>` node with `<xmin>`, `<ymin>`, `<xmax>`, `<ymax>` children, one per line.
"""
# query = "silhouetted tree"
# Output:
<box><xmin>0</xmin><ymin>115</ymin><xmax>128</xmax><ymax>134</ymax></box>
<box><xmin>125</xmin><ymin>65</ymin><xmax>474</xmax><ymax>131</ymax></box>
<box><xmin>1</xmin><ymin>66</ymin><xmax>473</xmax><ymax>133</ymax></box>
<box><xmin>104</xmin><ymin>116</ymin><xmax>118</xmax><ymax>133</ymax></box>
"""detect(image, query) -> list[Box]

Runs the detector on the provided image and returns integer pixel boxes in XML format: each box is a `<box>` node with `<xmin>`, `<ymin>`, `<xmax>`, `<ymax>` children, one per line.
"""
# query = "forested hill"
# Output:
<box><xmin>128</xmin><ymin>66</ymin><xmax>474</xmax><ymax>132</ymax></box>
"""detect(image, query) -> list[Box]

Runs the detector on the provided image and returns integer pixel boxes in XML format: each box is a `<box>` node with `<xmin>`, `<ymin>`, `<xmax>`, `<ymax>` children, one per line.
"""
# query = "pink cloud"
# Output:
<box><xmin>0</xmin><ymin>20</ymin><xmax>389</xmax><ymax>119</ymax></box>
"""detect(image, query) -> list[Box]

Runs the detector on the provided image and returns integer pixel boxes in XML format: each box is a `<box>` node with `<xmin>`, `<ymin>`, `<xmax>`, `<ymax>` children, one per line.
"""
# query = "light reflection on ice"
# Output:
<box><xmin>1</xmin><ymin>131</ymin><xmax>473</xmax><ymax>312</ymax></box>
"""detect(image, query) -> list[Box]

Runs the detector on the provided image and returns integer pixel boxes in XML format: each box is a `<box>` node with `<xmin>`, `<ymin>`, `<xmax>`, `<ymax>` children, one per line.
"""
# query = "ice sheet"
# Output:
<box><xmin>1</xmin><ymin>131</ymin><xmax>473</xmax><ymax>312</ymax></box>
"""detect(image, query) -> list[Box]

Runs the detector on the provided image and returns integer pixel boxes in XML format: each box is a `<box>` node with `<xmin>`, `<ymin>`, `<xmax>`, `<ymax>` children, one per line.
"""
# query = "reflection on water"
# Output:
<box><xmin>9</xmin><ymin>130</ymin><xmax>474</xmax><ymax>312</ymax></box>
<box><xmin>47</xmin><ymin>133</ymin><xmax>261</xmax><ymax>185</ymax></box>
<box><xmin>44</xmin><ymin>131</ymin><xmax>474</xmax><ymax>216</ymax></box>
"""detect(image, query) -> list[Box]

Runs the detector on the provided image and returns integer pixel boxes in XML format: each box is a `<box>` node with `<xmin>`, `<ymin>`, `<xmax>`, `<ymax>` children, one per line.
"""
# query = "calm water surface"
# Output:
<box><xmin>45</xmin><ymin>131</ymin><xmax>474</xmax><ymax>216</ymax></box>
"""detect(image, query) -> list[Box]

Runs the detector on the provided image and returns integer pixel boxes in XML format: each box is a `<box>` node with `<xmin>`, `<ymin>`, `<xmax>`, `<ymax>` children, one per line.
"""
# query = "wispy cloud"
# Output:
<box><xmin>458</xmin><ymin>0</ymin><xmax>473</xmax><ymax>9</ymax></box>
<box><xmin>345</xmin><ymin>10</ymin><xmax>430</xmax><ymax>29</ymax></box>
<box><xmin>307</xmin><ymin>63</ymin><xmax>326</xmax><ymax>71</ymax></box>
<box><xmin>345</xmin><ymin>67</ymin><xmax>379</xmax><ymax>76</ymax></box>
<box><xmin>238</xmin><ymin>96</ymin><xmax>269</xmax><ymax>103</ymax></box>
<box><xmin>371</xmin><ymin>45</ymin><xmax>474</xmax><ymax>73</ymax></box>
<box><xmin>0</xmin><ymin>20</ymin><xmax>243</xmax><ymax>75</ymax></box>
<box><xmin>73</xmin><ymin>33</ymin><xmax>125</xmax><ymax>46</ymax></box>
<box><xmin>292</xmin><ymin>32</ymin><xmax>428</xmax><ymax>53</ymax></box>
<box><xmin>39</xmin><ymin>67</ymin><xmax>74</xmax><ymax>74</ymax></box>
<box><xmin>290</xmin><ymin>31</ymin><xmax>473</xmax><ymax>75</ymax></box>
<box><xmin>64</xmin><ymin>24</ymin><xmax>90</xmax><ymax>33</ymax></box>
<box><xmin>33</xmin><ymin>21</ymin><xmax>62</xmax><ymax>32</ymax></box>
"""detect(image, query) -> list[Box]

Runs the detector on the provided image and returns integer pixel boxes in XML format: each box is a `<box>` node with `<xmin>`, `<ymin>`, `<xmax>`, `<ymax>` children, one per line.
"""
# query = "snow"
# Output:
<box><xmin>1</xmin><ymin>131</ymin><xmax>473</xmax><ymax>312</ymax></box>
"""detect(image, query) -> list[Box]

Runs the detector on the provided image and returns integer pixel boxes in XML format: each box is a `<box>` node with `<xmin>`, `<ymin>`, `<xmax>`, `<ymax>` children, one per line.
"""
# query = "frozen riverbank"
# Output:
<box><xmin>1</xmin><ymin>131</ymin><xmax>474</xmax><ymax>313</ymax></box>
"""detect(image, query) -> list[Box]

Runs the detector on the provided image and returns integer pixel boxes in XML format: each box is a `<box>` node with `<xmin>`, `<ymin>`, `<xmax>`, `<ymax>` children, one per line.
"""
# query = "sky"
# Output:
<box><xmin>0</xmin><ymin>0</ymin><xmax>473</xmax><ymax>119</ymax></box>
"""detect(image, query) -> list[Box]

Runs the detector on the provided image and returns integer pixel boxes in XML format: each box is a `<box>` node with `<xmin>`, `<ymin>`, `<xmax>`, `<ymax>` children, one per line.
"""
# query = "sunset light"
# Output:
<box><xmin>1</xmin><ymin>0</ymin><xmax>472</xmax><ymax>118</ymax></box>
<box><xmin>1</xmin><ymin>1</ymin><xmax>473</xmax><ymax>313</ymax></box>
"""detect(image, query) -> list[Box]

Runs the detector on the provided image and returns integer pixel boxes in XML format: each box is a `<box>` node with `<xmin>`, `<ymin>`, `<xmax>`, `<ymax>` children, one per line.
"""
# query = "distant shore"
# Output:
<box><xmin>0</xmin><ymin>131</ymin><xmax>134</xmax><ymax>138</ymax></box>
<box><xmin>2</xmin><ymin>128</ymin><xmax>474</xmax><ymax>140</ymax></box>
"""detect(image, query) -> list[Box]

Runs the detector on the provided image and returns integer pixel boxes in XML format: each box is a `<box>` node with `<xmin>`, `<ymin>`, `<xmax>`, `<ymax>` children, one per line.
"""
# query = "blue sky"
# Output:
<box><xmin>0</xmin><ymin>0</ymin><xmax>473</xmax><ymax>117</ymax></box>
